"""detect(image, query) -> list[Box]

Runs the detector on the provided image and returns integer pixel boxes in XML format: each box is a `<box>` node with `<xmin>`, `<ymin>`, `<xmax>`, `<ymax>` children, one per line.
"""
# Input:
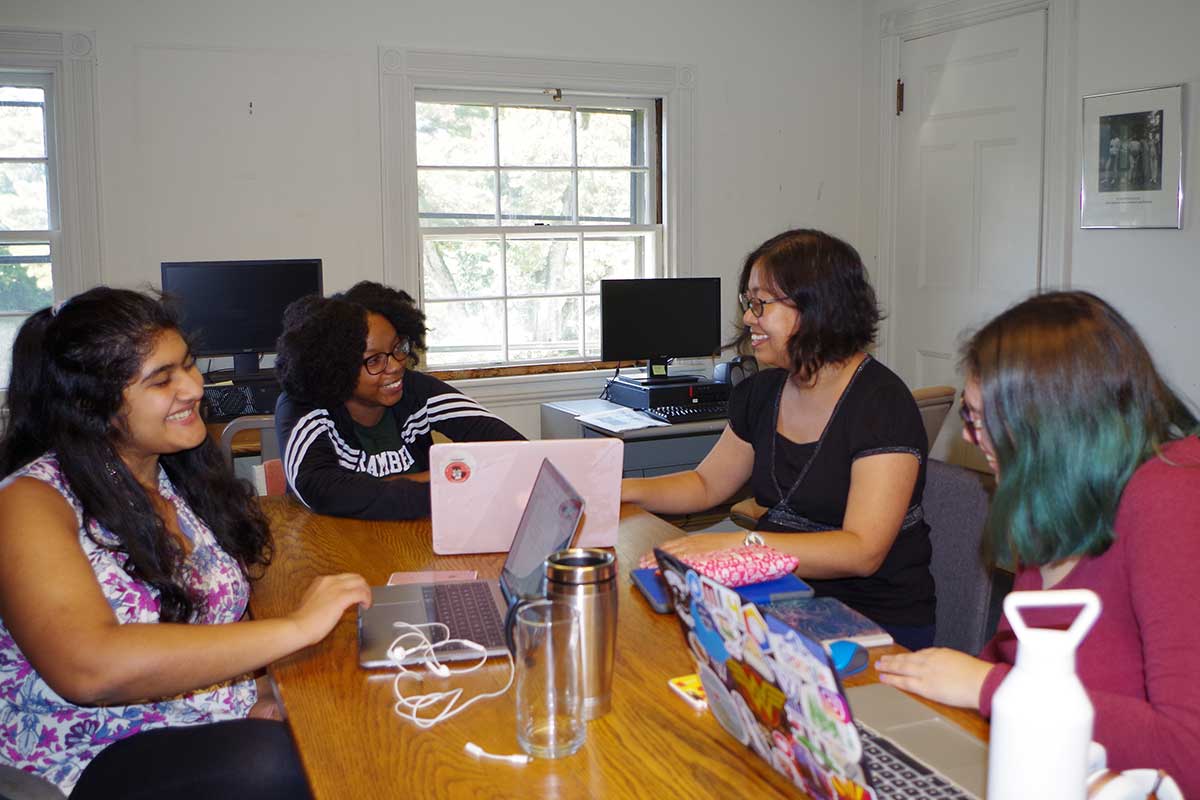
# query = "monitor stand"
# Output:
<box><xmin>204</xmin><ymin>353</ymin><xmax>276</xmax><ymax>385</ymax></box>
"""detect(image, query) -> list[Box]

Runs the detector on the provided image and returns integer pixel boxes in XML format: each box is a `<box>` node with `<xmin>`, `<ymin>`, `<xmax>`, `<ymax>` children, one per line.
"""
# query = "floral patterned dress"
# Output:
<box><xmin>0</xmin><ymin>453</ymin><xmax>256</xmax><ymax>794</ymax></box>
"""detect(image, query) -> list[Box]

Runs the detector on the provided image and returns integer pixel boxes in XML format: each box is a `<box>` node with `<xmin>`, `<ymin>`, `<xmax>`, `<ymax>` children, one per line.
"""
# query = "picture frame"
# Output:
<box><xmin>1081</xmin><ymin>84</ymin><xmax>1184</xmax><ymax>229</ymax></box>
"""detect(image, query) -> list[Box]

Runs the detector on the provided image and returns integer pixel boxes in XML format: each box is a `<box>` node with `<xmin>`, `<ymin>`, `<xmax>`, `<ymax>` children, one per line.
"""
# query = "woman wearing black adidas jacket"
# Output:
<box><xmin>273</xmin><ymin>282</ymin><xmax>524</xmax><ymax>520</ymax></box>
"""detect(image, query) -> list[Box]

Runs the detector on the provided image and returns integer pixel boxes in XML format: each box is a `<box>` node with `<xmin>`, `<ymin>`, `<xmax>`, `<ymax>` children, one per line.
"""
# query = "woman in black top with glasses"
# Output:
<box><xmin>273</xmin><ymin>281</ymin><xmax>523</xmax><ymax>520</ymax></box>
<box><xmin>622</xmin><ymin>230</ymin><xmax>935</xmax><ymax>648</ymax></box>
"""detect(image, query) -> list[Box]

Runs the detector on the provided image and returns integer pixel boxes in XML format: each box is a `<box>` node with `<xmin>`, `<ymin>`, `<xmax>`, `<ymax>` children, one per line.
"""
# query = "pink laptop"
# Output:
<box><xmin>429</xmin><ymin>438</ymin><xmax>624</xmax><ymax>555</ymax></box>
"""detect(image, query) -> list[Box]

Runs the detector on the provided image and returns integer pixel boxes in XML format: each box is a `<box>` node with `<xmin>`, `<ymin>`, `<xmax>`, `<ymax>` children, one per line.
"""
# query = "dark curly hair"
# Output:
<box><xmin>275</xmin><ymin>281</ymin><xmax>427</xmax><ymax>409</ymax></box>
<box><xmin>0</xmin><ymin>287</ymin><xmax>273</xmax><ymax>624</ymax></box>
<box><xmin>735</xmin><ymin>229</ymin><xmax>881</xmax><ymax>381</ymax></box>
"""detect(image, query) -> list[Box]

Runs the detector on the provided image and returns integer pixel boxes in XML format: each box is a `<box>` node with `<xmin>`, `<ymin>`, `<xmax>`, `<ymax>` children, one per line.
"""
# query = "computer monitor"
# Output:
<box><xmin>160</xmin><ymin>258</ymin><xmax>323</xmax><ymax>379</ymax></box>
<box><xmin>600</xmin><ymin>277</ymin><xmax>721</xmax><ymax>384</ymax></box>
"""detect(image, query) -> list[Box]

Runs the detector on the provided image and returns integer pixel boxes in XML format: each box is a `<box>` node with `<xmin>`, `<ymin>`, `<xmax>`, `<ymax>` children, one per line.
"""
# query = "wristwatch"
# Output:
<box><xmin>743</xmin><ymin>531</ymin><xmax>765</xmax><ymax>547</ymax></box>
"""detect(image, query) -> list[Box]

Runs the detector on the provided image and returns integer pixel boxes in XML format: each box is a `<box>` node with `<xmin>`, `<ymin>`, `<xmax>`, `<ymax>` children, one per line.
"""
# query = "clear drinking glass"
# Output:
<box><xmin>513</xmin><ymin>599</ymin><xmax>585</xmax><ymax>759</ymax></box>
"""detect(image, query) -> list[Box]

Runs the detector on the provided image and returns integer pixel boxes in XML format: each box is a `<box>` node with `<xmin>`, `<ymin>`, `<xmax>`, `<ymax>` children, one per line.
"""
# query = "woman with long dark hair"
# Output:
<box><xmin>876</xmin><ymin>291</ymin><xmax>1200</xmax><ymax>793</ymax></box>
<box><xmin>0</xmin><ymin>287</ymin><xmax>370</xmax><ymax>797</ymax></box>
<box><xmin>623</xmin><ymin>229</ymin><xmax>935</xmax><ymax>649</ymax></box>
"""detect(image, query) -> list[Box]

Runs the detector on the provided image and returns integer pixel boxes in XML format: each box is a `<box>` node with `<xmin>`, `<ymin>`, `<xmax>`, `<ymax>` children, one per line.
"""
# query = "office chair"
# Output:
<box><xmin>924</xmin><ymin>458</ymin><xmax>1008</xmax><ymax>654</ymax></box>
<box><xmin>0</xmin><ymin>765</ymin><xmax>66</xmax><ymax>800</ymax></box>
<box><xmin>911</xmin><ymin>384</ymin><xmax>955</xmax><ymax>451</ymax></box>
<box><xmin>217</xmin><ymin>414</ymin><xmax>279</xmax><ymax>468</ymax></box>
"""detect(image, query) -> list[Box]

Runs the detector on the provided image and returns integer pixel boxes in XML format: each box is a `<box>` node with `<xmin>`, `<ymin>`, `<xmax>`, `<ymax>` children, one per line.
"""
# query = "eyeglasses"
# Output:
<box><xmin>362</xmin><ymin>339</ymin><xmax>411</xmax><ymax>375</ymax></box>
<box><xmin>738</xmin><ymin>293</ymin><xmax>786</xmax><ymax>318</ymax></box>
<box><xmin>959</xmin><ymin>392</ymin><xmax>985</xmax><ymax>446</ymax></box>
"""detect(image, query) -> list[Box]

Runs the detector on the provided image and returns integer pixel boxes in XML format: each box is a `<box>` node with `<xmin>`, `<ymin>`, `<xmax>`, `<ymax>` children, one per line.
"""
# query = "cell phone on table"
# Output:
<box><xmin>631</xmin><ymin>567</ymin><xmax>672</xmax><ymax>614</ymax></box>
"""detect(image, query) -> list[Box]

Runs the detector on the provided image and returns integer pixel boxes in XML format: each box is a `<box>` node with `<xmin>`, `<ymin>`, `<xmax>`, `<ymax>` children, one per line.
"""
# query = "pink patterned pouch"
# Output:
<box><xmin>641</xmin><ymin>544</ymin><xmax>799</xmax><ymax>587</ymax></box>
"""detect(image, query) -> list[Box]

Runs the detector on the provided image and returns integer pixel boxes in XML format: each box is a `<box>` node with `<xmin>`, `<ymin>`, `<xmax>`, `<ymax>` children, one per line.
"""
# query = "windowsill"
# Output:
<box><xmin>439</xmin><ymin>357</ymin><xmax>715</xmax><ymax>407</ymax></box>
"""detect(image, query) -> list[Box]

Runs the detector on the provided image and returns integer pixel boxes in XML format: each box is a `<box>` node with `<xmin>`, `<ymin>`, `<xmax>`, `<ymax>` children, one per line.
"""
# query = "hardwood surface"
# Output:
<box><xmin>252</xmin><ymin>499</ymin><xmax>987</xmax><ymax>800</ymax></box>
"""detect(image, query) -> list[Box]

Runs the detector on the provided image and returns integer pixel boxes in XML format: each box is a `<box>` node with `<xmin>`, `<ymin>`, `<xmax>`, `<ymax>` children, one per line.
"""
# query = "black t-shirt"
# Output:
<box><xmin>728</xmin><ymin>357</ymin><xmax>935</xmax><ymax>627</ymax></box>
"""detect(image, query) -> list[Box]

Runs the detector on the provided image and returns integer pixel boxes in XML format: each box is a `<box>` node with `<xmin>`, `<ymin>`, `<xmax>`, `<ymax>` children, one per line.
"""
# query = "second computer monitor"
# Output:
<box><xmin>600</xmin><ymin>277</ymin><xmax>721</xmax><ymax>383</ymax></box>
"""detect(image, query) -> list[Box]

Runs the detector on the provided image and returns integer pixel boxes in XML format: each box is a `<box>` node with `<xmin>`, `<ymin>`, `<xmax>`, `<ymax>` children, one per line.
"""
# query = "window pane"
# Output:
<box><xmin>499</xmin><ymin>169</ymin><xmax>572</xmax><ymax>226</ymax></box>
<box><xmin>0</xmin><ymin>87</ymin><xmax>45</xmax><ymax>103</ymax></box>
<box><xmin>415</xmin><ymin>102</ymin><xmax>495</xmax><ymax>166</ymax></box>
<box><xmin>0</xmin><ymin>163</ymin><xmax>49</xmax><ymax>230</ymax></box>
<box><xmin>499</xmin><ymin>106</ymin><xmax>571</xmax><ymax>166</ymax></box>
<box><xmin>424</xmin><ymin>300</ymin><xmax>504</xmax><ymax>367</ymax></box>
<box><xmin>0</xmin><ymin>314</ymin><xmax>25</xmax><ymax>387</ymax></box>
<box><xmin>0</xmin><ymin>243</ymin><xmax>52</xmax><ymax>312</ymax></box>
<box><xmin>584</xmin><ymin>295</ymin><xmax>601</xmax><ymax>358</ymax></box>
<box><xmin>507</xmin><ymin>296</ymin><xmax>581</xmax><ymax>362</ymax></box>
<box><xmin>579</xmin><ymin>170</ymin><xmax>644</xmax><ymax>225</ymax></box>
<box><xmin>578</xmin><ymin>108</ymin><xmax>643</xmax><ymax>167</ymax></box>
<box><xmin>506</xmin><ymin>236</ymin><xmax>580</xmax><ymax>296</ymax></box>
<box><xmin>584</xmin><ymin>236</ymin><xmax>642</xmax><ymax>291</ymax></box>
<box><xmin>422</xmin><ymin>237</ymin><xmax>502</xmax><ymax>299</ymax></box>
<box><xmin>0</xmin><ymin>104</ymin><xmax>46</xmax><ymax>158</ymax></box>
<box><xmin>418</xmin><ymin>169</ymin><xmax>496</xmax><ymax>227</ymax></box>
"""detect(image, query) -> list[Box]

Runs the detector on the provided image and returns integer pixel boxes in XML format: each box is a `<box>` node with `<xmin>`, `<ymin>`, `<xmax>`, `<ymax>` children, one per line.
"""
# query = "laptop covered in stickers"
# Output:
<box><xmin>652</xmin><ymin>548</ymin><xmax>986</xmax><ymax>800</ymax></box>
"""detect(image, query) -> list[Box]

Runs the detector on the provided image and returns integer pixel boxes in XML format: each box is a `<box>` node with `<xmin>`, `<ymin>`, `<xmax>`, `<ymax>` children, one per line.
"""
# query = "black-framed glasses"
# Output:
<box><xmin>959</xmin><ymin>392</ymin><xmax>985</xmax><ymax>445</ymax></box>
<box><xmin>738</xmin><ymin>293</ymin><xmax>786</xmax><ymax>318</ymax></box>
<box><xmin>362</xmin><ymin>339</ymin><xmax>411</xmax><ymax>375</ymax></box>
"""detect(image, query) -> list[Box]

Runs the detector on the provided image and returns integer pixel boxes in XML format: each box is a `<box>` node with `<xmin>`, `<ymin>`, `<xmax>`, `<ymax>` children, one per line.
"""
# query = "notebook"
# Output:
<box><xmin>429</xmin><ymin>438</ymin><xmax>623</xmax><ymax>554</ymax></box>
<box><xmin>653</xmin><ymin>547</ymin><xmax>986</xmax><ymax>799</ymax></box>
<box><xmin>357</xmin><ymin>459</ymin><xmax>584</xmax><ymax>668</ymax></box>
<box><xmin>762</xmin><ymin>596</ymin><xmax>894</xmax><ymax>648</ymax></box>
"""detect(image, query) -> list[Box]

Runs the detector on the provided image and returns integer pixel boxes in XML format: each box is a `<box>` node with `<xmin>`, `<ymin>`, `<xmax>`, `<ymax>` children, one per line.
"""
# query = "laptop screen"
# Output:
<box><xmin>499</xmin><ymin>459</ymin><xmax>584</xmax><ymax>601</ymax></box>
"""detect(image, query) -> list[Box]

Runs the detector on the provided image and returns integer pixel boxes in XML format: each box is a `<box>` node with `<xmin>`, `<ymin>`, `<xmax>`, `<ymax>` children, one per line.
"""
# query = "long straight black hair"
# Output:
<box><xmin>0</xmin><ymin>287</ymin><xmax>272</xmax><ymax>623</ymax></box>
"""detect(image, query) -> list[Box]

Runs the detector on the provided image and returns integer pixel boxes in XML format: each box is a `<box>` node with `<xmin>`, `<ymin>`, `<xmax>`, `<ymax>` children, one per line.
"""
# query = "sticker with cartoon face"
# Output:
<box><xmin>740</xmin><ymin>604</ymin><xmax>775</xmax><ymax>681</ymax></box>
<box><xmin>440</xmin><ymin>452</ymin><xmax>476</xmax><ymax>483</ymax></box>
<box><xmin>731</xmin><ymin>690</ymin><xmax>773</xmax><ymax>761</ymax></box>
<box><xmin>691</xmin><ymin>598</ymin><xmax>730</xmax><ymax>668</ymax></box>
<box><xmin>699</xmin><ymin>661</ymin><xmax>746</xmax><ymax>745</ymax></box>
<box><xmin>444</xmin><ymin>461</ymin><xmax>471</xmax><ymax>483</ymax></box>
<box><xmin>662</xmin><ymin>567</ymin><xmax>693</xmax><ymax>625</ymax></box>
<box><xmin>801</xmin><ymin>683</ymin><xmax>862</xmax><ymax>771</ymax></box>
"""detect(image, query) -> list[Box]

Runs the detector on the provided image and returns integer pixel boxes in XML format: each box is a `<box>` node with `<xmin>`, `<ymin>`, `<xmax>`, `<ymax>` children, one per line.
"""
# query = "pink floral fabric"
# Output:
<box><xmin>640</xmin><ymin>544</ymin><xmax>800</xmax><ymax>587</ymax></box>
<box><xmin>0</xmin><ymin>453</ymin><xmax>256</xmax><ymax>794</ymax></box>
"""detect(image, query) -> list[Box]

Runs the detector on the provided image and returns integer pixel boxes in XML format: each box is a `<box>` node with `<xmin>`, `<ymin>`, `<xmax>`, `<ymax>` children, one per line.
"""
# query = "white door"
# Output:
<box><xmin>889</xmin><ymin>10</ymin><xmax>1046</xmax><ymax>463</ymax></box>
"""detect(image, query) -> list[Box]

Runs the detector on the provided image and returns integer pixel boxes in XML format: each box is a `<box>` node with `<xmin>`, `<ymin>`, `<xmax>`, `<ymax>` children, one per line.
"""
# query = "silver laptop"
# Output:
<box><xmin>358</xmin><ymin>459</ymin><xmax>584</xmax><ymax>668</ymax></box>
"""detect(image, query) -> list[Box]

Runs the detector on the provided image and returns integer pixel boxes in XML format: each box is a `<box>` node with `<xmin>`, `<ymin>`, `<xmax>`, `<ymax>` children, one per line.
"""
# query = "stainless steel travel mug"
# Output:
<box><xmin>544</xmin><ymin>548</ymin><xmax>617</xmax><ymax>720</ymax></box>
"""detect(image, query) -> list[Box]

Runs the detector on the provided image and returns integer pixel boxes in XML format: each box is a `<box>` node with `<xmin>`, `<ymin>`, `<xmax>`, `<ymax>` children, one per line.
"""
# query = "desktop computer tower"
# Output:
<box><xmin>605</xmin><ymin>376</ymin><xmax>729</xmax><ymax>410</ymax></box>
<box><xmin>203</xmin><ymin>373</ymin><xmax>281</xmax><ymax>421</ymax></box>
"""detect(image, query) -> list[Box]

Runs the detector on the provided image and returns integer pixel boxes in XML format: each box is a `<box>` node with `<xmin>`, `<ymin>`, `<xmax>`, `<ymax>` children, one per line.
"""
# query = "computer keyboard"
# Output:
<box><xmin>857</xmin><ymin>722</ymin><xmax>977</xmax><ymax>799</ymax></box>
<box><xmin>421</xmin><ymin>582</ymin><xmax>507</xmax><ymax>649</ymax></box>
<box><xmin>642</xmin><ymin>401</ymin><xmax>728</xmax><ymax>424</ymax></box>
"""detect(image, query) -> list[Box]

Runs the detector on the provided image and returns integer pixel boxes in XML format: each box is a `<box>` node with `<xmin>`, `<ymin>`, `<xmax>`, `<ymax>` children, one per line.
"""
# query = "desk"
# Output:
<box><xmin>251</xmin><ymin>500</ymin><xmax>986</xmax><ymax>799</ymax></box>
<box><xmin>541</xmin><ymin>398</ymin><xmax>726</xmax><ymax>477</ymax></box>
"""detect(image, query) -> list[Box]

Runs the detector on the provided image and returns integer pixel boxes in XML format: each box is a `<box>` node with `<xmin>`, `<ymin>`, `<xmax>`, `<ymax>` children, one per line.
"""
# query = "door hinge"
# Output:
<box><xmin>896</xmin><ymin>79</ymin><xmax>904</xmax><ymax>116</ymax></box>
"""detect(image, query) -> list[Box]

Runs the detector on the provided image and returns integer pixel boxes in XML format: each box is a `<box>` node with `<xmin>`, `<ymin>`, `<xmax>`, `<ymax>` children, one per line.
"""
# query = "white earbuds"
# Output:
<box><xmin>386</xmin><ymin>621</ymin><xmax>515</xmax><ymax>729</ymax></box>
<box><xmin>464</xmin><ymin>742</ymin><xmax>531</xmax><ymax>765</ymax></box>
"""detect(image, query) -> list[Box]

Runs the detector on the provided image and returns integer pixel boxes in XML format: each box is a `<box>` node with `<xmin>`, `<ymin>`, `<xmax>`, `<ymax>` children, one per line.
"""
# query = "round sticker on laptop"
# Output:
<box><xmin>443</xmin><ymin>460</ymin><xmax>472</xmax><ymax>483</ymax></box>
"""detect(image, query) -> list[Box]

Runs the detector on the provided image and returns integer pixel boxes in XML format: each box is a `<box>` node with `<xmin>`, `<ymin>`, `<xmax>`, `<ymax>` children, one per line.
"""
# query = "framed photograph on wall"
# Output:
<box><xmin>1081</xmin><ymin>84</ymin><xmax>1183</xmax><ymax>229</ymax></box>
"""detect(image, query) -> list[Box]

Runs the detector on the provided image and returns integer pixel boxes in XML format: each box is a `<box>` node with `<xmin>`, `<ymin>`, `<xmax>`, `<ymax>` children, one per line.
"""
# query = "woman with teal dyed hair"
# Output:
<box><xmin>876</xmin><ymin>291</ymin><xmax>1200</xmax><ymax>793</ymax></box>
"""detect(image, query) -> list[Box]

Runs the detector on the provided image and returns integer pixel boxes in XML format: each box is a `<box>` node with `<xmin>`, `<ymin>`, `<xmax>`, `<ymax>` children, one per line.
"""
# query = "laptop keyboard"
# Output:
<box><xmin>858</xmin><ymin>722</ymin><xmax>978</xmax><ymax>799</ymax></box>
<box><xmin>421</xmin><ymin>582</ymin><xmax>507</xmax><ymax>649</ymax></box>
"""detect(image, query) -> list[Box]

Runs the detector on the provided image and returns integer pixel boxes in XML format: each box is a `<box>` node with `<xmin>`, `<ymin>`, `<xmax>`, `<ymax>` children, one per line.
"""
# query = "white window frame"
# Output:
<box><xmin>0</xmin><ymin>29</ymin><xmax>102</xmax><ymax>303</ymax></box>
<box><xmin>415</xmin><ymin>88</ymin><xmax>660</xmax><ymax>367</ymax></box>
<box><xmin>380</xmin><ymin>48</ymin><xmax>696</xmax><ymax>369</ymax></box>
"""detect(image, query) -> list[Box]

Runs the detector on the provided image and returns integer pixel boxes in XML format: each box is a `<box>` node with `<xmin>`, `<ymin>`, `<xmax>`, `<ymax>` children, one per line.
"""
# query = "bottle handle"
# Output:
<box><xmin>1004</xmin><ymin>589</ymin><xmax>1102</xmax><ymax>648</ymax></box>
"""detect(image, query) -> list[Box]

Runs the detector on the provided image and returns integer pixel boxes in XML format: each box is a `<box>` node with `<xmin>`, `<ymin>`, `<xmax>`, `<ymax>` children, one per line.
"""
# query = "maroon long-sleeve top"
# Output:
<box><xmin>977</xmin><ymin>436</ymin><xmax>1200</xmax><ymax>796</ymax></box>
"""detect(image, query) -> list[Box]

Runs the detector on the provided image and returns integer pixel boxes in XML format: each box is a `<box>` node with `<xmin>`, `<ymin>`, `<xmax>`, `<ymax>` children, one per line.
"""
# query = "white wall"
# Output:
<box><xmin>860</xmin><ymin>0</ymin><xmax>1200</xmax><ymax>409</ymax></box>
<box><xmin>1071</xmin><ymin>0</ymin><xmax>1200</xmax><ymax>403</ymax></box>
<box><xmin>2</xmin><ymin>0</ymin><xmax>867</xmax><ymax>436</ymax></box>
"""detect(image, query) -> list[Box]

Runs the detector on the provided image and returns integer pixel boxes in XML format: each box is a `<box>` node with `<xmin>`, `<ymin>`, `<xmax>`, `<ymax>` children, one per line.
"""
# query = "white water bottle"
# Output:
<box><xmin>987</xmin><ymin>589</ymin><xmax>1101</xmax><ymax>800</ymax></box>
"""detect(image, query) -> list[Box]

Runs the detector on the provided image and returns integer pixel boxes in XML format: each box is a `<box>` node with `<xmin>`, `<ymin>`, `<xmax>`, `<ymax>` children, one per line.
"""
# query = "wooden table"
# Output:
<box><xmin>251</xmin><ymin>499</ymin><xmax>987</xmax><ymax>799</ymax></box>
